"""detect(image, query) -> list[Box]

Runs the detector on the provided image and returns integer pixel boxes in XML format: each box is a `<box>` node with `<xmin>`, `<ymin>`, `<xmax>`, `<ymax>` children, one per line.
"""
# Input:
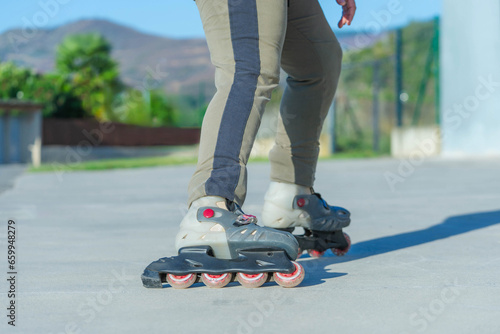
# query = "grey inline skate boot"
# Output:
<box><xmin>262</xmin><ymin>182</ymin><xmax>351</xmax><ymax>258</ymax></box>
<box><xmin>142</xmin><ymin>196</ymin><xmax>305</xmax><ymax>289</ymax></box>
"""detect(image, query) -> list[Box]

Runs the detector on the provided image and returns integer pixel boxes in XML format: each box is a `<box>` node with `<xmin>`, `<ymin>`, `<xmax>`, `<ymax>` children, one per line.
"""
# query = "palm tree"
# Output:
<box><xmin>56</xmin><ymin>33</ymin><xmax>121</xmax><ymax>119</ymax></box>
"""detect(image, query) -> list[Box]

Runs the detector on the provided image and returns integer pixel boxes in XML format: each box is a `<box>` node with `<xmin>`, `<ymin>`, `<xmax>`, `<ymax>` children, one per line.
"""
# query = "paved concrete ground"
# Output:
<box><xmin>41</xmin><ymin>145</ymin><xmax>198</xmax><ymax>163</ymax></box>
<box><xmin>0</xmin><ymin>165</ymin><xmax>25</xmax><ymax>195</ymax></box>
<box><xmin>1</xmin><ymin>157</ymin><xmax>500</xmax><ymax>334</ymax></box>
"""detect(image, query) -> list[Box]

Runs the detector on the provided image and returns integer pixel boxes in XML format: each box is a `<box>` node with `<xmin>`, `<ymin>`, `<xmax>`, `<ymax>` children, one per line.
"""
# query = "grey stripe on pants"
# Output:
<box><xmin>188</xmin><ymin>0</ymin><xmax>342</xmax><ymax>207</ymax></box>
<box><xmin>205</xmin><ymin>0</ymin><xmax>261</xmax><ymax>202</ymax></box>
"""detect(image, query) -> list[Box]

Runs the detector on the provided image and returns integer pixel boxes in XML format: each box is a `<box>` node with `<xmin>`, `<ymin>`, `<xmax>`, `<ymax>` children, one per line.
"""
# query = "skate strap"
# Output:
<box><xmin>295</xmin><ymin>193</ymin><xmax>330</xmax><ymax>210</ymax></box>
<box><xmin>314</xmin><ymin>193</ymin><xmax>330</xmax><ymax>210</ymax></box>
<box><xmin>197</xmin><ymin>207</ymin><xmax>259</xmax><ymax>227</ymax></box>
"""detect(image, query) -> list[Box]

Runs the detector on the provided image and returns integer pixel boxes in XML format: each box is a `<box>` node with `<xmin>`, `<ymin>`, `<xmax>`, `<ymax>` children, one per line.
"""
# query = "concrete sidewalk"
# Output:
<box><xmin>1</xmin><ymin>157</ymin><xmax>499</xmax><ymax>333</ymax></box>
<box><xmin>0</xmin><ymin>165</ymin><xmax>25</xmax><ymax>195</ymax></box>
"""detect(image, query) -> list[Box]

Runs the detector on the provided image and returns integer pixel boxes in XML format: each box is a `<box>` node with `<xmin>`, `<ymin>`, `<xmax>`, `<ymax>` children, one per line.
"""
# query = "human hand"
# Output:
<box><xmin>336</xmin><ymin>0</ymin><xmax>356</xmax><ymax>28</ymax></box>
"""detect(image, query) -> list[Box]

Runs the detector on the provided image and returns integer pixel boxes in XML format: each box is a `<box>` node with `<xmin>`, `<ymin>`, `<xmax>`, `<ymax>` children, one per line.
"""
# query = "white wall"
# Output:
<box><xmin>441</xmin><ymin>0</ymin><xmax>500</xmax><ymax>156</ymax></box>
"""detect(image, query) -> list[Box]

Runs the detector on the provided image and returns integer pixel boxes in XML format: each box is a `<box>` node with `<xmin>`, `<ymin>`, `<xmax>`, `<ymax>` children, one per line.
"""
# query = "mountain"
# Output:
<box><xmin>0</xmin><ymin>19</ymin><xmax>381</xmax><ymax>97</ymax></box>
<box><xmin>0</xmin><ymin>19</ymin><xmax>213</xmax><ymax>96</ymax></box>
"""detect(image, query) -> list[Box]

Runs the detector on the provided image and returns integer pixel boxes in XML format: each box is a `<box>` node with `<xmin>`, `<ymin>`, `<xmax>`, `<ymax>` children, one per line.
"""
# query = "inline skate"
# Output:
<box><xmin>142</xmin><ymin>196</ymin><xmax>305</xmax><ymax>289</ymax></box>
<box><xmin>262</xmin><ymin>182</ymin><xmax>351</xmax><ymax>258</ymax></box>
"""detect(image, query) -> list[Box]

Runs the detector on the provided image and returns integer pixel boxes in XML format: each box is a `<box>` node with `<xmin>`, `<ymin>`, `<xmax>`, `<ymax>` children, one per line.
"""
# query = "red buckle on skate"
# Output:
<box><xmin>203</xmin><ymin>209</ymin><xmax>215</xmax><ymax>218</ymax></box>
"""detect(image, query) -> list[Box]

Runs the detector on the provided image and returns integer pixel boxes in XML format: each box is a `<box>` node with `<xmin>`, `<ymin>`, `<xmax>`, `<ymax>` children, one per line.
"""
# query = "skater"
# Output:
<box><xmin>142</xmin><ymin>0</ymin><xmax>356</xmax><ymax>289</ymax></box>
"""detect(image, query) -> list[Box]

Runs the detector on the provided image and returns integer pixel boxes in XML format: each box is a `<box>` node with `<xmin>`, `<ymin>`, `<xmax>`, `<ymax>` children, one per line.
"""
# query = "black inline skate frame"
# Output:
<box><xmin>278</xmin><ymin>227</ymin><xmax>351</xmax><ymax>258</ymax></box>
<box><xmin>142</xmin><ymin>246</ymin><xmax>304</xmax><ymax>288</ymax></box>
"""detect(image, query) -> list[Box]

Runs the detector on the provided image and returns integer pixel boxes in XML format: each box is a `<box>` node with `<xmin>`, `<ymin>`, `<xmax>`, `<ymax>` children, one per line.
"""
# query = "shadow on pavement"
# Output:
<box><xmin>299</xmin><ymin>210</ymin><xmax>500</xmax><ymax>286</ymax></box>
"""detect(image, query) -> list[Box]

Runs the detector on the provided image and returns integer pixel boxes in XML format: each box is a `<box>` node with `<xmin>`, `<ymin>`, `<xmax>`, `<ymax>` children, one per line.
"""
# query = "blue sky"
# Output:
<box><xmin>2</xmin><ymin>0</ymin><xmax>442</xmax><ymax>38</ymax></box>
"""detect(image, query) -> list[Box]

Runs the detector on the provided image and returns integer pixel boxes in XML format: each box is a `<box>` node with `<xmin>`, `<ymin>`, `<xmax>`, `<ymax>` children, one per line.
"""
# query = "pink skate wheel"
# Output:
<box><xmin>201</xmin><ymin>273</ymin><xmax>232</xmax><ymax>288</ymax></box>
<box><xmin>237</xmin><ymin>272</ymin><xmax>268</xmax><ymax>288</ymax></box>
<box><xmin>274</xmin><ymin>261</ymin><xmax>305</xmax><ymax>288</ymax></box>
<box><xmin>307</xmin><ymin>249</ymin><xmax>325</xmax><ymax>258</ymax></box>
<box><xmin>203</xmin><ymin>209</ymin><xmax>215</xmax><ymax>218</ymax></box>
<box><xmin>332</xmin><ymin>233</ymin><xmax>351</xmax><ymax>256</ymax></box>
<box><xmin>166</xmin><ymin>273</ymin><xmax>197</xmax><ymax>289</ymax></box>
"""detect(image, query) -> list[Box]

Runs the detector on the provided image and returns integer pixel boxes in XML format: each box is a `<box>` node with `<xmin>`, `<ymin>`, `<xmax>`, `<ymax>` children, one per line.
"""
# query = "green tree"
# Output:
<box><xmin>111</xmin><ymin>89</ymin><xmax>180</xmax><ymax>127</ymax></box>
<box><xmin>55</xmin><ymin>33</ymin><xmax>122</xmax><ymax>119</ymax></box>
<box><xmin>0</xmin><ymin>61</ymin><xmax>85</xmax><ymax>118</ymax></box>
<box><xmin>149</xmin><ymin>90</ymin><xmax>179</xmax><ymax>126</ymax></box>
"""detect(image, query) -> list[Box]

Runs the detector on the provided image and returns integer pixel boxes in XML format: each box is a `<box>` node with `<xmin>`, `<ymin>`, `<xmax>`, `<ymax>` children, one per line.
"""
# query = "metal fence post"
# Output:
<box><xmin>373</xmin><ymin>61</ymin><xmax>381</xmax><ymax>152</ymax></box>
<box><xmin>395</xmin><ymin>28</ymin><xmax>404</xmax><ymax>127</ymax></box>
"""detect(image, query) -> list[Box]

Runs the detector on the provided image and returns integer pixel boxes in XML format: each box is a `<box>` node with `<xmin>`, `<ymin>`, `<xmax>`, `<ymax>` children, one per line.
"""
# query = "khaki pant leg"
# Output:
<box><xmin>188</xmin><ymin>0</ymin><xmax>288</xmax><ymax>207</ymax></box>
<box><xmin>269</xmin><ymin>0</ymin><xmax>343</xmax><ymax>187</ymax></box>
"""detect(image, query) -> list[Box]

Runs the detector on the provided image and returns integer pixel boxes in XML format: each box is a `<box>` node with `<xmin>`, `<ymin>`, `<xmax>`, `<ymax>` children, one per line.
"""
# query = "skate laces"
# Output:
<box><xmin>225</xmin><ymin>199</ymin><xmax>245</xmax><ymax>216</ymax></box>
<box><xmin>225</xmin><ymin>199</ymin><xmax>258</xmax><ymax>225</ymax></box>
<box><xmin>235</xmin><ymin>214</ymin><xmax>258</xmax><ymax>225</ymax></box>
<box><xmin>314</xmin><ymin>193</ymin><xmax>330</xmax><ymax>210</ymax></box>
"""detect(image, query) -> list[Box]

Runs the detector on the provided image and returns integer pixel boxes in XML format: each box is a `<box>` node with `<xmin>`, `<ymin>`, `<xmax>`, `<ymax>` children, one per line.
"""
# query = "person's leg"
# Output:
<box><xmin>262</xmin><ymin>0</ymin><xmax>351</xmax><ymax>259</ymax></box>
<box><xmin>187</xmin><ymin>0</ymin><xmax>288</xmax><ymax>207</ymax></box>
<box><xmin>145</xmin><ymin>0</ymin><xmax>306</xmax><ymax>287</ymax></box>
<box><xmin>177</xmin><ymin>0</ymin><xmax>298</xmax><ymax>259</ymax></box>
<box><xmin>269</xmin><ymin>0</ymin><xmax>343</xmax><ymax>187</ymax></box>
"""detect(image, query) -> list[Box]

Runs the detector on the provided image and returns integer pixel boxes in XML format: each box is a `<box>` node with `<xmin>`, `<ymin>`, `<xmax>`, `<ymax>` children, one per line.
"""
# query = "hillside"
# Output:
<box><xmin>0</xmin><ymin>19</ymin><xmax>381</xmax><ymax>98</ymax></box>
<box><xmin>0</xmin><ymin>19</ymin><xmax>213</xmax><ymax>96</ymax></box>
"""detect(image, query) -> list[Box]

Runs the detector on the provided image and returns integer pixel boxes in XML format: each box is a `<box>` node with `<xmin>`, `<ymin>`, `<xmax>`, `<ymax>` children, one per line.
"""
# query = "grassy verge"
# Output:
<box><xmin>29</xmin><ymin>150</ymin><xmax>385</xmax><ymax>173</ymax></box>
<box><xmin>320</xmin><ymin>150</ymin><xmax>386</xmax><ymax>160</ymax></box>
<box><xmin>29</xmin><ymin>155</ymin><xmax>199</xmax><ymax>173</ymax></box>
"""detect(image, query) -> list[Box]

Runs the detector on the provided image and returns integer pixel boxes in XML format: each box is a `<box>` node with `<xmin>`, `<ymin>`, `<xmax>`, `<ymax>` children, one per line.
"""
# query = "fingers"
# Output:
<box><xmin>344</xmin><ymin>0</ymin><xmax>356</xmax><ymax>24</ymax></box>
<box><xmin>338</xmin><ymin>13</ymin><xmax>349</xmax><ymax>29</ymax></box>
<box><xmin>338</xmin><ymin>0</ymin><xmax>356</xmax><ymax>29</ymax></box>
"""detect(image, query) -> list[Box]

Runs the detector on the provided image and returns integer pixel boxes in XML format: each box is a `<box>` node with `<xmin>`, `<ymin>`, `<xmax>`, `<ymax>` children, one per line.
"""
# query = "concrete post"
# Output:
<box><xmin>0</xmin><ymin>102</ymin><xmax>43</xmax><ymax>166</ymax></box>
<box><xmin>0</xmin><ymin>113</ymin><xmax>5</xmax><ymax>164</ymax></box>
<box><xmin>9</xmin><ymin>115</ymin><xmax>21</xmax><ymax>163</ymax></box>
<box><xmin>1</xmin><ymin>112</ymin><xmax>13</xmax><ymax>164</ymax></box>
<box><xmin>441</xmin><ymin>0</ymin><xmax>500</xmax><ymax>156</ymax></box>
<box><xmin>20</xmin><ymin>110</ymin><xmax>42</xmax><ymax>166</ymax></box>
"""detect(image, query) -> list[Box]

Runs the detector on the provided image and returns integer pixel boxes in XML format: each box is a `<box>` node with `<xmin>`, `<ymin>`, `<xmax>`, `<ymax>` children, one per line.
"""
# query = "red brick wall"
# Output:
<box><xmin>42</xmin><ymin>119</ymin><xmax>201</xmax><ymax>146</ymax></box>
